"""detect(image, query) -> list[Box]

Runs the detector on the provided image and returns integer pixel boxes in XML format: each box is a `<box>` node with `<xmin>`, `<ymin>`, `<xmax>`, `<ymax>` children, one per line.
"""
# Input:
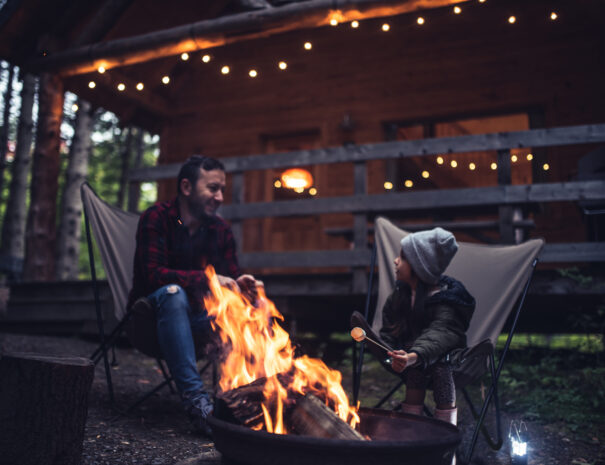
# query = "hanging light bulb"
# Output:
<box><xmin>450</xmin><ymin>160</ymin><xmax>458</xmax><ymax>168</ymax></box>
<box><xmin>404</xmin><ymin>180</ymin><xmax>414</xmax><ymax>188</ymax></box>
<box><xmin>304</xmin><ymin>42</ymin><xmax>313</xmax><ymax>50</ymax></box>
<box><xmin>382</xmin><ymin>23</ymin><xmax>390</xmax><ymax>31</ymax></box>
<box><xmin>202</xmin><ymin>54</ymin><xmax>211</xmax><ymax>63</ymax></box>
<box><xmin>421</xmin><ymin>171</ymin><xmax>429</xmax><ymax>179</ymax></box>
<box><xmin>526</xmin><ymin>153</ymin><xmax>533</xmax><ymax>161</ymax></box>
<box><xmin>281</xmin><ymin>168</ymin><xmax>314</xmax><ymax>189</ymax></box>
<box><xmin>278</xmin><ymin>61</ymin><xmax>288</xmax><ymax>70</ymax></box>
<box><xmin>453</xmin><ymin>6</ymin><xmax>462</xmax><ymax>14</ymax></box>
<box><xmin>351</xmin><ymin>20</ymin><xmax>359</xmax><ymax>28</ymax></box>
<box><xmin>88</xmin><ymin>81</ymin><xmax>96</xmax><ymax>89</ymax></box>
<box><xmin>309</xmin><ymin>187</ymin><xmax>318</xmax><ymax>196</ymax></box>
<box><xmin>543</xmin><ymin>163</ymin><xmax>550</xmax><ymax>171</ymax></box>
<box><xmin>417</xmin><ymin>17</ymin><xmax>425</xmax><ymax>25</ymax></box>
<box><xmin>469</xmin><ymin>162</ymin><xmax>476</xmax><ymax>170</ymax></box>
<box><xmin>72</xmin><ymin>103</ymin><xmax>79</xmax><ymax>112</ymax></box>
<box><xmin>249</xmin><ymin>69</ymin><xmax>258</xmax><ymax>78</ymax></box>
<box><xmin>508</xmin><ymin>16</ymin><xmax>516</xmax><ymax>24</ymax></box>
<box><xmin>330</xmin><ymin>18</ymin><xmax>338</xmax><ymax>26</ymax></box>
<box><xmin>117</xmin><ymin>83</ymin><xmax>126</xmax><ymax>91</ymax></box>
<box><xmin>136</xmin><ymin>82</ymin><xmax>144</xmax><ymax>91</ymax></box>
<box><xmin>181</xmin><ymin>52</ymin><xmax>190</xmax><ymax>61</ymax></box>
<box><xmin>491</xmin><ymin>162</ymin><xmax>498</xmax><ymax>170</ymax></box>
<box><xmin>384</xmin><ymin>181</ymin><xmax>394</xmax><ymax>190</ymax></box>
<box><xmin>511</xmin><ymin>154</ymin><xmax>518</xmax><ymax>162</ymax></box>
<box><xmin>437</xmin><ymin>156</ymin><xmax>444</xmax><ymax>165</ymax></box>
<box><xmin>550</xmin><ymin>12</ymin><xmax>558</xmax><ymax>20</ymax></box>
<box><xmin>97</xmin><ymin>66</ymin><xmax>106</xmax><ymax>74</ymax></box>
<box><xmin>274</xmin><ymin>180</ymin><xmax>282</xmax><ymax>188</ymax></box>
<box><xmin>221</xmin><ymin>65</ymin><xmax>230</xmax><ymax>75</ymax></box>
<box><xmin>162</xmin><ymin>76</ymin><xmax>170</xmax><ymax>84</ymax></box>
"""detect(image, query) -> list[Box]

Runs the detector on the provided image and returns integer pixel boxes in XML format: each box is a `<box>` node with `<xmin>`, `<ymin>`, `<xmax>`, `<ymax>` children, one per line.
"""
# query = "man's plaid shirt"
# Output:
<box><xmin>128</xmin><ymin>198</ymin><xmax>241</xmax><ymax>313</ymax></box>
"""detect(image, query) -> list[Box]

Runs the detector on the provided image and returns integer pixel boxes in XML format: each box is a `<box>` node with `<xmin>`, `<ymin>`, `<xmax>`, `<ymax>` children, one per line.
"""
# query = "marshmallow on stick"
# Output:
<box><xmin>350</xmin><ymin>327</ymin><xmax>392</xmax><ymax>352</ymax></box>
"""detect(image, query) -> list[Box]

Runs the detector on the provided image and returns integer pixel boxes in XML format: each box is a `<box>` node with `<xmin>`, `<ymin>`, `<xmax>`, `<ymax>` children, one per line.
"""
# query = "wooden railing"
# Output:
<box><xmin>130</xmin><ymin>123</ymin><xmax>605</xmax><ymax>292</ymax></box>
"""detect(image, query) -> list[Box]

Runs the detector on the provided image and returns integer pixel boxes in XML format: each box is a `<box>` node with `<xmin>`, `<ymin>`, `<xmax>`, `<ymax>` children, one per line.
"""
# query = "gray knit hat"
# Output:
<box><xmin>400</xmin><ymin>227</ymin><xmax>458</xmax><ymax>285</ymax></box>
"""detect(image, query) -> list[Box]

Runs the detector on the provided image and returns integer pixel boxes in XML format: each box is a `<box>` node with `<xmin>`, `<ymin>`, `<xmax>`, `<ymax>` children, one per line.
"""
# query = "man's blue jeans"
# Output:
<box><xmin>147</xmin><ymin>284</ymin><xmax>213</xmax><ymax>400</ymax></box>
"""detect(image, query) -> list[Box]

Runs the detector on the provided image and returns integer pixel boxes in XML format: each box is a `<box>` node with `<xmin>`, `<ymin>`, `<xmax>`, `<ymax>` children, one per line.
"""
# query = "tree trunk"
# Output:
<box><xmin>127</xmin><ymin>128</ymin><xmax>144</xmax><ymax>212</ymax></box>
<box><xmin>116</xmin><ymin>126</ymin><xmax>133</xmax><ymax>209</ymax></box>
<box><xmin>0</xmin><ymin>63</ymin><xmax>15</xmax><ymax>199</ymax></box>
<box><xmin>23</xmin><ymin>73</ymin><xmax>64</xmax><ymax>282</ymax></box>
<box><xmin>0</xmin><ymin>73</ymin><xmax>36</xmax><ymax>278</ymax></box>
<box><xmin>55</xmin><ymin>99</ymin><xmax>92</xmax><ymax>281</ymax></box>
<box><xmin>0</xmin><ymin>351</ymin><xmax>94</xmax><ymax>465</ymax></box>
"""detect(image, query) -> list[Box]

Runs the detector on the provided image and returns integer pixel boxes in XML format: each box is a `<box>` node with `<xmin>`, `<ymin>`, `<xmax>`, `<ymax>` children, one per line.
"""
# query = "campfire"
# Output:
<box><xmin>203</xmin><ymin>266</ymin><xmax>360</xmax><ymax>437</ymax></box>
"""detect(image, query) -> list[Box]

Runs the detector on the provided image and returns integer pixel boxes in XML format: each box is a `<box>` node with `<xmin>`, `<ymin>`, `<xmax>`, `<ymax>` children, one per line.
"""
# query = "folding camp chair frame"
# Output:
<box><xmin>352</xmin><ymin>240</ymin><xmax>540</xmax><ymax>464</ymax></box>
<box><xmin>82</xmin><ymin>183</ymin><xmax>214</xmax><ymax>415</ymax></box>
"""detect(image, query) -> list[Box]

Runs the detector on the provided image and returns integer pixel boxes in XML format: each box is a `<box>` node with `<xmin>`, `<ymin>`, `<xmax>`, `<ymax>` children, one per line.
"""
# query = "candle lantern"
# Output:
<box><xmin>509</xmin><ymin>420</ymin><xmax>528</xmax><ymax>465</ymax></box>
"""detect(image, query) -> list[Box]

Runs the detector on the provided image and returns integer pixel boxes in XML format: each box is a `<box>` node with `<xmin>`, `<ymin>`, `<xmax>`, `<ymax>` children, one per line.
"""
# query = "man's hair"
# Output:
<box><xmin>177</xmin><ymin>155</ymin><xmax>225</xmax><ymax>195</ymax></box>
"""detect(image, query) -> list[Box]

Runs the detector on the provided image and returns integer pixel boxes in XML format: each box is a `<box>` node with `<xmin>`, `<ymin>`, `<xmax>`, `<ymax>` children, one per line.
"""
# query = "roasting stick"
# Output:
<box><xmin>350</xmin><ymin>327</ymin><xmax>392</xmax><ymax>353</ymax></box>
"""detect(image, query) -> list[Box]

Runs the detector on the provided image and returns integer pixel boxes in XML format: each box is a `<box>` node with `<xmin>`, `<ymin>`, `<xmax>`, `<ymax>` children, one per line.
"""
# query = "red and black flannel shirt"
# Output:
<box><xmin>127</xmin><ymin>198</ymin><xmax>241</xmax><ymax>313</ymax></box>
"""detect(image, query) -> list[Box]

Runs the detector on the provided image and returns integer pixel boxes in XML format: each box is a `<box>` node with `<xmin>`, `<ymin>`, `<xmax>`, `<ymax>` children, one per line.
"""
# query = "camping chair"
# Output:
<box><xmin>352</xmin><ymin>216</ymin><xmax>544</xmax><ymax>464</ymax></box>
<box><xmin>81</xmin><ymin>182</ymin><xmax>213</xmax><ymax>412</ymax></box>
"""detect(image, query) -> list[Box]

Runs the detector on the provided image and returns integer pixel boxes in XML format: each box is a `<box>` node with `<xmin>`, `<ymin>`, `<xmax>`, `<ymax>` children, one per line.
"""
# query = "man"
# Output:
<box><xmin>128</xmin><ymin>155</ymin><xmax>256</xmax><ymax>435</ymax></box>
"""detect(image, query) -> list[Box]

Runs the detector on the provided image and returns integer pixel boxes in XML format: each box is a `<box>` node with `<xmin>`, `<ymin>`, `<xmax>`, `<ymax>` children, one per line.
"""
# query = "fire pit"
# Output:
<box><xmin>209</xmin><ymin>407</ymin><xmax>461</xmax><ymax>465</ymax></box>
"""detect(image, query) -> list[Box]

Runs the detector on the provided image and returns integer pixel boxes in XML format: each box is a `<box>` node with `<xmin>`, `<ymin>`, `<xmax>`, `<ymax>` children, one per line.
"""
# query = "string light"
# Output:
<box><xmin>274</xmin><ymin>180</ymin><xmax>282</xmax><ymax>188</ymax></box>
<box><xmin>508</xmin><ymin>16</ymin><xmax>516</xmax><ymax>24</ymax></box>
<box><xmin>88</xmin><ymin>81</ymin><xmax>96</xmax><ymax>89</ymax></box>
<box><xmin>330</xmin><ymin>18</ymin><xmax>338</xmax><ymax>26</ymax></box>
<box><xmin>278</xmin><ymin>61</ymin><xmax>288</xmax><ymax>70</ymax></box>
<box><xmin>97</xmin><ymin>66</ymin><xmax>106</xmax><ymax>74</ymax></box>
<box><xmin>404</xmin><ymin>180</ymin><xmax>413</xmax><ymax>188</ymax></box>
<box><xmin>221</xmin><ymin>65</ymin><xmax>230</xmax><ymax>74</ymax></box>
<box><xmin>543</xmin><ymin>163</ymin><xmax>550</xmax><ymax>171</ymax></box>
<box><xmin>453</xmin><ymin>6</ymin><xmax>462</xmax><ymax>14</ymax></box>
<box><xmin>382</xmin><ymin>23</ymin><xmax>390</xmax><ymax>31</ymax></box>
<box><xmin>450</xmin><ymin>160</ymin><xmax>458</xmax><ymax>168</ymax></box>
<box><xmin>550</xmin><ymin>12</ymin><xmax>558</xmax><ymax>20</ymax></box>
<box><xmin>180</xmin><ymin>52</ymin><xmax>190</xmax><ymax>61</ymax></box>
<box><xmin>437</xmin><ymin>156</ymin><xmax>444</xmax><ymax>165</ymax></box>
<box><xmin>249</xmin><ymin>69</ymin><xmax>258</xmax><ymax>78</ymax></box>
<box><xmin>527</xmin><ymin>153</ymin><xmax>533</xmax><ymax>161</ymax></box>
<box><xmin>309</xmin><ymin>187</ymin><xmax>318</xmax><ymax>196</ymax></box>
<box><xmin>469</xmin><ymin>163</ymin><xmax>476</xmax><ymax>170</ymax></box>
<box><xmin>478</xmin><ymin>0</ymin><xmax>486</xmax><ymax>3</ymax></box>
<box><xmin>417</xmin><ymin>17</ymin><xmax>425</xmax><ymax>25</ymax></box>
<box><xmin>117</xmin><ymin>83</ymin><xmax>125</xmax><ymax>91</ymax></box>
<box><xmin>135</xmin><ymin>82</ymin><xmax>143</xmax><ymax>91</ymax></box>
<box><xmin>294</xmin><ymin>187</ymin><xmax>304</xmax><ymax>193</ymax></box>
<box><xmin>384</xmin><ymin>181</ymin><xmax>393</xmax><ymax>190</ymax></box>
<box><xmin>351</xmin><ymin>20</ymin><xmax>359</xmax><ymax>28</ymax></box>
<box><xmin>304</xmin><ymin>42</ymin><xmax>312</xmax><ymax>50</ymax></box>
<box><xmin>422</xmin><ymin>171</ymin><xmax>429</xmax><ymax>179</ymax></box>
<box><xmin>202</xmin><ymin>54</ymin><xmax>211</xmax><ymax>63</ymax></box>
<box><xmin>511</xmin><ymin>154</ymin><xmax>518</xmax><ymax>162</ymax></box>
<box><xmin>162</xmin><ymin>76</ymin><xmax>170</xmax><ymax>84</ymax></box>
<box><xmin>72</xmin><ymin>103</ymin><xmax>79</xmax><ymax>112</ymax></box>
<box><xmin>491</xmin><ymin>162</ymin><xmax>498</xmax><ymax>170</ymax></box>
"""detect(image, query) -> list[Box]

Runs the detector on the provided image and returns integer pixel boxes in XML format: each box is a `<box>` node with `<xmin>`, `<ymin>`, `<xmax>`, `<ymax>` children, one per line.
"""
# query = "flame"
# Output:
<box><xmin>203</xmin><ymin>266</ymin><xmax>359</xmax><ymax>434</ymax></box>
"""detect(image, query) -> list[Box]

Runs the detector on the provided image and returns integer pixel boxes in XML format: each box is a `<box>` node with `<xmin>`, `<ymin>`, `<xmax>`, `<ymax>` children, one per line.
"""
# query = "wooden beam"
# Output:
<box><xmin>129</xmin><ymin>124</ymin><xmax>605</xmax><ymax>181</ymax></box>
<box><xmin>239</xmin><ymin>249</ymin><xmax>371</xmax><ymax>268</ymax></box>
<box><xmin>219</xmin><ymin>180</ymin><xmax>605</xmax><ymax>220</ymax></box>
<box><xmin>26</xmin><ymin>0</ymin><xmax>465</xmax><ymax>76</ymax></box>
<box><xmin>539</xmin><ymin>243</ymin><xmax>605</xmax><ymax>263</ymax></box>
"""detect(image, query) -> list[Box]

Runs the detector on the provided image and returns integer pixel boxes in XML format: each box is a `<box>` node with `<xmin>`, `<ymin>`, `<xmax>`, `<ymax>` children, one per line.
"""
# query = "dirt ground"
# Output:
<box><xmin>1</xmin><ymin>332</ymin><xmax>603</xmax><ymax>465</ymax></box>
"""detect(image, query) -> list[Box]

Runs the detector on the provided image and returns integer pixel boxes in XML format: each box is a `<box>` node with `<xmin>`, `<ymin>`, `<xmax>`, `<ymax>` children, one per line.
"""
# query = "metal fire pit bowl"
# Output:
<box><xmin>208</xmin><ymin>407</ymin><xmax>460</xmax><ymax>465</ymax></box>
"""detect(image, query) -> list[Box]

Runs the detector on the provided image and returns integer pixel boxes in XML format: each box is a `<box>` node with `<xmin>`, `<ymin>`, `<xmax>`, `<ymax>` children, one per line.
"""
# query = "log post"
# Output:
<box><xmin>352</xmin><ymin>161</ymin><xmax>367</xmax><ymax>293</ymax></box>
<box><xmin>0</xmin><ymin>352</ymin><xmax>95</xmax><ymax>465</ymax></box>
<box><xmin>497</xmin><ymin>148</ymin><xmax>514</xmax><ymax>244</ymax></box>
<box><xmin>23</xmin><ymin>73</ymin><xmax>64</xmax><ymax>281</ymax></box>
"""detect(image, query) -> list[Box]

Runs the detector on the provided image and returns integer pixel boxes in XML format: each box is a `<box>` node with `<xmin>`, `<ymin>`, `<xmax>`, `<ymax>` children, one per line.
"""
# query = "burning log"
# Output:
<box><xmin>290</xmin><ymin>394</ymin><xmax>366</xmax><ymax>440</ymax></box>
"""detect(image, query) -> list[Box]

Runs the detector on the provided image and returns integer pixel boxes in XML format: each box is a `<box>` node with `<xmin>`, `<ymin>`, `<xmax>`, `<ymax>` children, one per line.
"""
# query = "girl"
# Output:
<box><xmin>381</xmin><ymin>227</ymin><xmax>475</xmax><ymax>426</ymax></box>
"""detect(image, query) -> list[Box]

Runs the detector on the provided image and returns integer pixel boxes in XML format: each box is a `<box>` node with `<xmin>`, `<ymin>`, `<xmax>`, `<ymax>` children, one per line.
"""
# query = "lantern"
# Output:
<box><xmin>509</xmin><ymin>421</ymin><xmax>528</xmax><ymax>465</ymax></box>
<box><xmin>280</xmin><ymin>168</ymin><xmax>313</xmax><ymax>190</ymax></box>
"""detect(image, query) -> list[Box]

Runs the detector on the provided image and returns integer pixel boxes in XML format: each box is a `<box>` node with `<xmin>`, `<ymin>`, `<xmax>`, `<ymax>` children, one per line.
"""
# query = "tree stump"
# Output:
<box><xmin>0</xmin><ymin>351</ymin><xmax>94</xmax><ymax>465</ymax></box>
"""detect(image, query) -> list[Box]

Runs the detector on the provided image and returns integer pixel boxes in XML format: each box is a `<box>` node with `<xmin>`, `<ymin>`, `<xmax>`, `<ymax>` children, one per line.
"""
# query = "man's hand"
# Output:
<box><xmin>236</xmin><ymin>274</ymin><xmax>258</xmax><ymax>302</ymax></box>
<box><xmin>217</xmin><ymin>274</ymin><xmax>239</xmax><ymax>291</ymax></box>
<box><xmin>387</xmin><ymin>350</ymin><xmax>418</xmax><ymax>373</ymax></box>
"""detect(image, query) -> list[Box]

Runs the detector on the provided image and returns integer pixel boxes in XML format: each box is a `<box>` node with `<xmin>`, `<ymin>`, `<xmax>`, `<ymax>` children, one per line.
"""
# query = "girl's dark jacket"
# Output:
<box><xmin>379</xmin><ymin>275</ymin><xmax>476</xmax><ymax>369</ymax></box>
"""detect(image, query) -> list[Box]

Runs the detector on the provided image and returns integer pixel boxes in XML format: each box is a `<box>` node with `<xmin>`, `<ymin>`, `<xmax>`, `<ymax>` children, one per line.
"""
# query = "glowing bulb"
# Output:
<box><xmin>274</xmin><ymin>180</ymin><xmax>282</xmax><ymax>188</ymax></box>
<box><xmin>453</xmin><ymin>6</ymin><xmax>461</xmax><ymax>14</ymax></box>
<box><xmin>384</xmin><ymin>181</ymin><xmax>393</xmax><ymax>190</ymax></box>
<box><xmin>88</xmin><ymin>81</ymin><xmax>96</xmax><ymax>89</ymax></box>
<box><xmin>202</xmin><ymin>54</ymin><xmax>211</xmax><ymax>63</ymax></box>
<box><xmin>450</xmin><ymin>160</ymin><xmax>458</xmax><ymax>168</ymax></box>
<box><xmin>181</xmin><ymin>52</ymin><xmax>189</xmax><ymax>61</ymax></box>
<box><xmin>491</xmin><ymin>162</ymin><xmax>498</xmax><ymax>170</ymax></box>
<box><xmin>550</xmin><ymin>12</ymin><xmax>558</xmax><ymax>20</ymax></box>
<box><xmin>330</xmin><ymin>18</ymin><xmax>338</xmax><ymax>26</ymax></box>
<box><xmin>304</xmin><ymin>42</ymin><xmax>312</xmax><ymax>50</ymax></box>
<box><xmin>294</xmin><ymin>187</ymin><xmax>304</xmax><ymax>193</ymax></box>
<box><xmin>417</xmin><ymin>17</ymin><xmax>425</xmax><ymax>25</ymax></box>
<box><xmin>527</xmin><ymin>153</ymin><xmax>533</xmax><ymax>161</ymax></box>
<box><xmin>162</xmin><ymin>76</ymin><xmax>170</xmax><ymax>84</ymax></box>
<box><xmin>404</xmin><ymin>180</ymin><xmax>413</xmax><ymax>188</ymax></box>
<box><xmin>136</xmin><ymin>82</ymin><xmax>144</xmax><ymax>91</ymax></box>
<box><xmin>508</xmin><ymin>16</ymin><xmax>516</xmax><ymax>24</ymax></box>
<box><xmin>97</xmin><ymin>66</ymin><xmax>106</xmax><ymax>74</ymax></box>
<box><xmin>72</xmin><ymin>104</ymin><xmax>79</xmax><ymax>112</ymax></box>
<box><xmin>278</xmin><ymin>61</ymin><xmax>287</xmax><ymax>70</ymax></box>
<box><xmin>421</xmin><ymin>171</ymin><xmax>429</xmax><ymax>179</ymax></box>
<box><xmin>221</xmin><ymin>66</ymin><xmax>230</xmax><ymax>75</ymax></box>
<box><xmin>117</xmin><ymin>83</ymin><xmax>125</xmax><ymax>91</ymax></box>
<box><xmin>469</xmin><ymin>163</ymin><xmax>476</xmax><ymax>170</ymax></box>
<box><xmin>479</xmin><ymin>0</ymin><xmax>486</xmax><ymax>2</ymax></box>
<box><xmin>382</xmin><ymin>23</ymin><xmax>390</xmax><ymax>31</ymax></box>
<box><xmin>309</xmin><ymin>187</ymin><xmax>318</xmax><ymax>196</ymax></box>
<box><xmin>249</xmin><ymin>69</ymin><xmax>258</xmax><ymax>78</ymax></box>
<box><xmin>543</xmin><ymin>163</ymin><xmax>550</xmax><ymax>171</ymax></box>
<box><xmin>351</xmin><ymin>20</ymin><xmax>359</xmax><ymax>28</ymax></box>
<box><xmin>437</xmin><ymin>156</ymin><xmax>444</xmax><ymax>165</ymax></box>
<box><xmin>511</xmin><ymin>154</ymin><xmax>518</xmax><ymax>162</ymax></box>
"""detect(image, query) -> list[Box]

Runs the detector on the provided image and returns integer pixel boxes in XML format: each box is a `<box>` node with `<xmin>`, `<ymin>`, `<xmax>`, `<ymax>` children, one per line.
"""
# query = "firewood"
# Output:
<box><xmin>289</xmin><ymin>394</ymin><xmax>366</xmax><ymax>440</ymax></box>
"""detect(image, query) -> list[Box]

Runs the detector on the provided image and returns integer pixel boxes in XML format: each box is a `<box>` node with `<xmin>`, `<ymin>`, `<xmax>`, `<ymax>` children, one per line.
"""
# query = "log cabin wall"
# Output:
<box><xmin>155</xmin><ymin>0</ymin><xmax>604</xmax><ymax>257</ymax></box>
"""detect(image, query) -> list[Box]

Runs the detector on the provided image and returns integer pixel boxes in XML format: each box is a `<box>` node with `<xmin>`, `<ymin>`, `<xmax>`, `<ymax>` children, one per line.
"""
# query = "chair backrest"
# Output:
<box><xmin>81</xmin><ymin>182</ymin><xmax>140</xmax><ymax>320</ymax></box>
<box><xmin>371</xmin><ymin>217</ymin><xmax>544</xmax><ymax>346</ymax></box>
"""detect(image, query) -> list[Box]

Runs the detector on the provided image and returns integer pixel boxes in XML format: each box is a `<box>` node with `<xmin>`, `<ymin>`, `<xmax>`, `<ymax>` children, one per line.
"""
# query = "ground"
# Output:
<box><xmin>0</xmin><ymin>332</ymin><xmax>603</xmax><ymax>465</ymax></box>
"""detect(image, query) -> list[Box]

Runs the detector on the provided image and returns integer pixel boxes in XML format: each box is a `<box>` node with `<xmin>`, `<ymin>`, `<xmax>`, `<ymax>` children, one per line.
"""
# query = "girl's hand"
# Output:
<box><xmin>388</xmin><ymin>350</ymin><xmax>418</xmax><ymax>373</ymax></box>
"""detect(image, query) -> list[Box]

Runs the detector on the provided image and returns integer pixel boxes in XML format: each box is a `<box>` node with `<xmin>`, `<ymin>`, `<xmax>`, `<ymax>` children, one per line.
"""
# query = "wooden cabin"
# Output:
<box><xmin>1</xmin><ymin>0</ymin><xmax>604</xmax><ymax>333</ymax></box>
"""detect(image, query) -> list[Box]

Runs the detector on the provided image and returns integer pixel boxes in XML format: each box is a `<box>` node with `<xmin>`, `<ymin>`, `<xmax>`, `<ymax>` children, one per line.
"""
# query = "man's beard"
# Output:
<box><xmin>187</xmin><ymin>196</ymin><xmax>212</xmax><ymax>220</ymax></box>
